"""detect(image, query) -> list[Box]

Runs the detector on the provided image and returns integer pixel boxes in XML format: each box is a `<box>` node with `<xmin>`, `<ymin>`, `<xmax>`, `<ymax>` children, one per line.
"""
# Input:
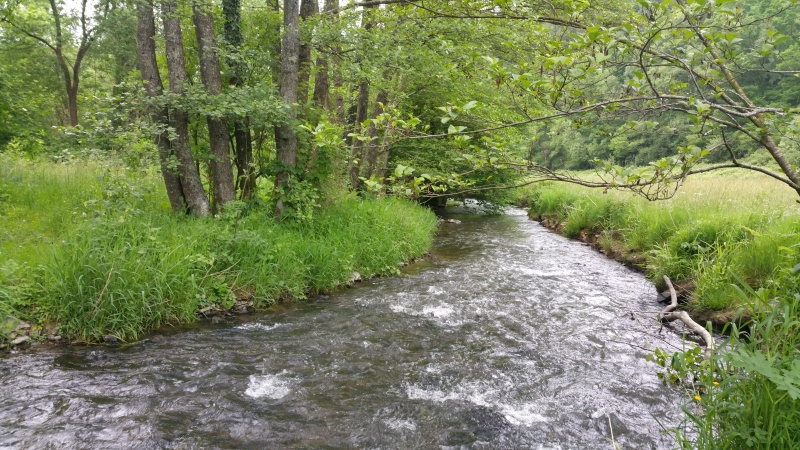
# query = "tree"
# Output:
<box><xmin>364</xmin><ymin>0</ymin><xmax>800</xmax><ymax>201</ymax></box>
<box><xmin>222</xmin><ymin>0</ymin><xmax>256</xmax><ymax>199</ymax></box>
<box><xmin>297</xmin><ymin>0</ymin><xmax>318</xmax><ymax>108</ymax></box>
<box><xmin>273</xmin><ymin>0</ymin><xmax>300</xmax><ymax>217</ymax></box>
<box><xmin>1</xmin><ymin>0</ymin><xmax>113</xmax><ymax>126</ymax></box>
<box><xmin>162</xmin><ymin>0</ymin><xmax>210</xmax><ymax>217</ymax></box>
<box><xmin>135</xmin><ymin>0</ymin><xmax>185</xmax><ymax>213</ymax></box>
<box><xmin>192</xmin><ymin>0</ymin><xmax>236</xmax><ymax>210</ymax></box>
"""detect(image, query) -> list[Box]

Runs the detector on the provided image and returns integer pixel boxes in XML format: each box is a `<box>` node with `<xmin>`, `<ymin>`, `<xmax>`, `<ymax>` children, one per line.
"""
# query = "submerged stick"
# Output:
<box><xmin>659</xmin><ymin>276</ymin><xmax>715</xmax><ymax>359</ymax></box>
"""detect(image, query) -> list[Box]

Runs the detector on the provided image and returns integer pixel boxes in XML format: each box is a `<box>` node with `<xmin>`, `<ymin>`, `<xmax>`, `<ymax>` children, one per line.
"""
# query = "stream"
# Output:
<box><xmin>0</xmin><ymin>206</ymin><xmax>685</xmax><ymax>449</ymax></box>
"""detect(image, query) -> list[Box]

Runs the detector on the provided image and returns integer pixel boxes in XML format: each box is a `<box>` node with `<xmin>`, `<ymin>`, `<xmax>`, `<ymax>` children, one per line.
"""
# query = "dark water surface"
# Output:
<box><xmin>0</xmin><ymin>207</ymin><xmax>685</xmax><ymax>449</ymax></box>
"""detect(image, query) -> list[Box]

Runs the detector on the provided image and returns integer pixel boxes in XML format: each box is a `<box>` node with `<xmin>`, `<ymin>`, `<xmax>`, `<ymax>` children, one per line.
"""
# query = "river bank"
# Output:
<box><xmin>517</xmin><ymin>175</ymin><xmax>800</xmax><ymax>325</ymax></box>
<box><xmin>1</xmin><ymin>159</ymin><xmax>438</xmax><ymax>349</ymax></box>
<box><xmin>517</xmin><ymin>177</ymin><xmax>800</xmax><ymax>449</ymax></box>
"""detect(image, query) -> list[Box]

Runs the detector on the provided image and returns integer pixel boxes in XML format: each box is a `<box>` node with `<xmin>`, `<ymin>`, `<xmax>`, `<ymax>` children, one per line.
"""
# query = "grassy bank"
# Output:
<box><xmin>0</xmin><ymin>158</ymin><xmax>438</xmax><ymax>344</ymax></box>
<box><xmin>520</xmin><ymin>173</ymin><xmax>800</xmax><ymax>319</ymax></box>
<box><xmin>518</xmin><ymin>173</ymin><xmax>800</xmax><ymax>449</ymax></box>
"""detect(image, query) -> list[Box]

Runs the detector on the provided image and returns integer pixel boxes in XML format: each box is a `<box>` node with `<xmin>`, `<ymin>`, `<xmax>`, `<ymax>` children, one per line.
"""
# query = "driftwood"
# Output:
<box><xmin>659</xmin><ymin>275</ymin><xmax>715</xmax><ymax>359</ymax></box>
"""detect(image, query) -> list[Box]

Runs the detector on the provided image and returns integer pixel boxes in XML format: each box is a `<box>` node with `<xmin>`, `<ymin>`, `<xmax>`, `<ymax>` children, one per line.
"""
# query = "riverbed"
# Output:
<box><xmin>0</xmin><ymin>206</ymin><xmax>685</xmax><ymax>449</ymax></box>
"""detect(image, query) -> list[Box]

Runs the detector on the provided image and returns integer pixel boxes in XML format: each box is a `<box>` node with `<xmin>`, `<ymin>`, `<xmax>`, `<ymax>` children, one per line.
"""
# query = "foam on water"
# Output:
<box><xmin>235</xmin><ymin>322</ymin><xmax>283</xmax><ymax>332</ymax></box>
<box><xmin>244</xmin><ymin>373</ymin><xmax>292</xmax><ymax>399</ymax></box>
<box><xmin>421</xmin><ymin>305</ymin><xmax>454</xmax><ymax>318</ymax></box>
<box><xmin>405</xmin><ymin>382</ymin><xmax>548</xmax><ymax>426</ymax></box>
<box><xmin>385</xmin><ymin>418</ymin><xmax>417</xmax><ymax>431</ymax></box>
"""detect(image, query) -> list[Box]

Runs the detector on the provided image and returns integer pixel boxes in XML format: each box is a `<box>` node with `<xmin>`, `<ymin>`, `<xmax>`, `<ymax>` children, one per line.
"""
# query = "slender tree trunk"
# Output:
<box><xmin>53</xmin><ymin>43</ymin><xmax>79</xmax><ymax>127</ymax></box>
<box><xmin>273</xmin><ymin>0</ymin><xmax>301</xmax><ymax>217</ymax></box>
<box><xmin>66</xmin><ymin>82</ymin><xmax>79</xmax><ymax>126</ymax></box>
<box><xmin>136</xmin><ymin>0</ymin><xmax>185</xmax><ymax>212</ymax></box>
<box><xmin>297</xmin><ymin>0</ymin><xmax>318</xmax><ymax>108</ymax></box>
<box><xmin>223</xmin><ymin>0</ymin><xmax>256</xmax><ymax>199</ymax></box>
<box><xmin>362</xmin><ymin>88</ymin><xmax>388</xmax><ymax>180</ymax></box>
<box><xmin>346</xmin><ymin>6</ymin><xmax>377</xmax><ymax>189</ymax></box>
<box><xmin>312</xmin><ymin>58</ymin><xmax>329</xmax><ymax>110</ymax></box>
<box><xmin>48</xmin><ymin>0</ymin><xmax>80</xmax><ymax>127</ymax></box>
<box><xmin>348</xmin><ymin>80</ymin><xmax>370</xmax><ymax>188</ymax></box>
<box><xmin>312</xmin><ymin>0</ymin><xmax>336</xmax><ymax>110</ymax></box>
<box><xmin>163</xmin><ymin>0</ymin><xmax>211</xmax><ymax>218</ymax></box>
<box><xmin>193</xmin><ymin>1</ymin><xmax>236</xmax><ymax>211</ymax></box>
<box><xmin>271</xmin><ymin>0</ymin><xmax>282</xmax><ymax>85</ymax></box>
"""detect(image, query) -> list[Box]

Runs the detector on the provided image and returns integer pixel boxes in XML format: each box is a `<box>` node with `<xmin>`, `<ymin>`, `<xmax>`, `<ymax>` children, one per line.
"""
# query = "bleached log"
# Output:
<box><xmin>659</xmin><ymin>276</ymin><xmax>715</xmax><ymax>359</ymax></box>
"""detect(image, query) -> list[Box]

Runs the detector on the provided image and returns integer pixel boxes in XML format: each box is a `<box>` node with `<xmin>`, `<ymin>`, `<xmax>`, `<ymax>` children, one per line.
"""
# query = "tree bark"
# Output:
<box><xmin>273</xmin><ymin>0</ymin><xmax>301</xmax><ymax>217</ymax></box>
<box><xmin>136</xmin><ymin>0</ymin><xmax>185</xmax><ymax>213</ymax></box>
<box><xmin>163</xmin><ymin>0</ymin><xmax>211</xmax><ymax>218</ymax></box>
<box><xmin>65</xmin><ymin>78</ymin><xmax>79</xmax><ymax>127</ymax></box>
<box><xmin>312</xmin><ymin>58</ymin><xmax>330</xmax><ymax>110</ymax></box>
<box><xmin>297</xmin><ymin>0</ymin><xmax>318</xmax><ymax>108</ymax></box>
<box><xmin>223</xmin><ymin>0</ymin><xmax>256</xmax><ymax>199</ymax></box>
<box><xmin>193</xmin><ymin>1</ymin><xmax>236</xmax><ymax>211</ymax></box>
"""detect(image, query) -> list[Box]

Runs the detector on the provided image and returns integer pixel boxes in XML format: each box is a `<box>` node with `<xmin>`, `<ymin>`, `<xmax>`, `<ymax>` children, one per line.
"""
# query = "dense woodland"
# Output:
<box><xmin>2</xmin><ymin>0</ymin><xmax>800</xmax><ymax>447</ymax></box>
<box><xmin>2</xmin><ymin>0</ymin><xmax>800</xmax><ymax>209</ymax></box>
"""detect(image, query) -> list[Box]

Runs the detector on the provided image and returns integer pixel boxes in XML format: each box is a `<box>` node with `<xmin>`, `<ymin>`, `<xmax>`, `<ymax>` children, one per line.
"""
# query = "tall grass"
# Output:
<box><xmin>521</xmin><ymin>175</ymin><xmax>799</xmax><ymax>314</ymax></box>
<box><xmin>0</xmin><ymin>158</ymin><xmax>437</xmax><ymax>342</ymax></box>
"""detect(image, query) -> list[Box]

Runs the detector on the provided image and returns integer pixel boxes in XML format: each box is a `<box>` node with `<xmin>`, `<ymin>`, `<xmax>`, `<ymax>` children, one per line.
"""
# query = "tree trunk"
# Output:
<box><xmin>273</xmin><ymin>0</ymin><xmax>301</xmax><ymax>217</ymax></box>
<box><xmin>312</xmin><ymin>58</ymin><xmax>330</xmax><ymax>110</ymax></box>
<box><xmin>312</xmin><ymin>0</ymin><xmax>336</xmax><ymax>110</ymax></box>
<box><xmin>271</xmin><ymin>0</ymin><xmax>282</xmax><ymax>85</ymax></box>
<box><xmin>193</xmin><ymin>1</ymin><xmax>236</xmax><ymax>211</ymax></box>
<box><xmin>362</xmin><ymin>89</ymin><xmax>388</xmax><ymax>180</ymax></box>
<box><xmin>223</xmin><ymin>0</ymin><xmax>256</xmax><ymax>199</ymax></box>
<box><xmin>348</xmin><ymin>80</ymin><xmax>370</xmax><ymax>188</ymax></box>
<box><xmin>163</xmin><ymin>0</ymin><xmax>211</xmax><ymax>218</ymax></box>
<box><xmin>136</xmin><ymin>0</ymin><xmax>185</xmax><ymax>213</ymax></box>
<box><xmin>297</xmin><ymin>0</ymin><xmax>318</xmax><ymax>108</ymax></box>
<box><xmin>66</xmin><ymin>82</ymin><xmax>79</xmax><ymax>127</ymax></box>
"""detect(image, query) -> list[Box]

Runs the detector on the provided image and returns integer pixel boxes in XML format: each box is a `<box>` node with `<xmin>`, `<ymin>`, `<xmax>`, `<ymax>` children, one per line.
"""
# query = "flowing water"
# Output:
<box><xmin>0</xmin><ymin>207</ymin><xmax>686</xmax><ymax>449</ymax></box>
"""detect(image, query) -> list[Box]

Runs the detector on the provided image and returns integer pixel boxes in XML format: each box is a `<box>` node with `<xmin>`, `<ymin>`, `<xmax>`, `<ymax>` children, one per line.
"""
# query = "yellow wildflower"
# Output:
<box><xmin>694</xmin><ymin>395</ymin><xmax>702</xmax><ymax>401</ymax></box>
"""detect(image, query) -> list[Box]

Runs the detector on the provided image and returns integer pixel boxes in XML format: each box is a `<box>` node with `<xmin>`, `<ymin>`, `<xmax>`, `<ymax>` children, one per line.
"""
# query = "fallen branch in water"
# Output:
<box><xmin>659</xmin><ymin>275</ymin><xmax>715</xmax><ymax>359</ymax></box>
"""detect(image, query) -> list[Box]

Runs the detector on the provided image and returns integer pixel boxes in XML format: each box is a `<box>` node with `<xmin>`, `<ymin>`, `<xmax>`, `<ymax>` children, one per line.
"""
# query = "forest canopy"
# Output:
<box><xmin>1</xmin><ymin>0</ymin><xmax>799</xmax><ymax>211</ymax></box>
